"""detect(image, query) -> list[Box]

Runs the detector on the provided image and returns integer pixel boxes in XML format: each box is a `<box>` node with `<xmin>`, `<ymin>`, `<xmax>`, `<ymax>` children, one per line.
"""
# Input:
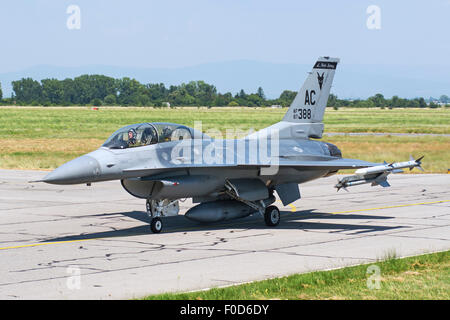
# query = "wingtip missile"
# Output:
<box><xmin>334</xmin><ymin>155</ymin><xmax>425</xmax><ymax>190</ymax></box>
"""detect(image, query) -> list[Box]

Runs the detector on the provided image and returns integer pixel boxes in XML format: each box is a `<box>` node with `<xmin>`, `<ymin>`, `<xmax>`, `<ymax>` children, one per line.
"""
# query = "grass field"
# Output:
<box><xmin>143</xmin><ymin>250</ymin><xmax>450</xmax><ymax>300</ymax></box>
<box><xmin>0</xmin><ymin>106</ymin><xmax>449</xmax><ymax>171</ymax></box>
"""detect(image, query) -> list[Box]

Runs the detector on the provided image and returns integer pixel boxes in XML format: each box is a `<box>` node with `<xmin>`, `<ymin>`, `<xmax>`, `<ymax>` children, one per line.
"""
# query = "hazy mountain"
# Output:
<box><xmin>0</xmin><ymin>61</ymin><xmax>448</xmax><ymax>99</ymax></box>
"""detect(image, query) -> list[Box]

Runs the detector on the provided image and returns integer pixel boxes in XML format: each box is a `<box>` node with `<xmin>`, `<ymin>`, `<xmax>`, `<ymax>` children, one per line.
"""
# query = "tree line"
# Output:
<box><xmin>327</xmin><ymin>93</ymin><xmax>445</xmax><ymax>109</ymax></box>
<box><xmin>2</xmin><ymin>76</ymin><xmax>276</xmax><ymax>107</ymax></box>
<box><xmin>0</xmin><ymin>76</ymin><xmax>448</xmax><ymax>108</ymax></box>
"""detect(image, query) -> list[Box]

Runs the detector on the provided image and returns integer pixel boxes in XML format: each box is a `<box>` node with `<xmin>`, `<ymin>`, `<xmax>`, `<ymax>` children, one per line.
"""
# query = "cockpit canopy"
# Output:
<box><xmin>102</xmin><ymin>123</ymin><xmax>195</xmax><ymax>149</ymax></box>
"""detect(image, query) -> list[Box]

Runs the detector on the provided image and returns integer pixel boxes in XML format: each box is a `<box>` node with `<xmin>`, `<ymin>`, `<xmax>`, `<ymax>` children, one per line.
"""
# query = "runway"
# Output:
<box><xmin>0</xmin><ymin>170</ymin><xmax>449</xmax><ymax>299</ymax></box>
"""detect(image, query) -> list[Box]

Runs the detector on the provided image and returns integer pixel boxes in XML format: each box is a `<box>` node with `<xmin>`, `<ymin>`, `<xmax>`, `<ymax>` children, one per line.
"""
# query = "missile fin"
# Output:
<box><xmin>378</xmin><ymin>180</ymin><xmax>390</xmax><ymax>188</ymax></box>
<box><xmin>414</xmin><ymin>155</ymin><xmax>424</xmax><ymax>171</ymax></box>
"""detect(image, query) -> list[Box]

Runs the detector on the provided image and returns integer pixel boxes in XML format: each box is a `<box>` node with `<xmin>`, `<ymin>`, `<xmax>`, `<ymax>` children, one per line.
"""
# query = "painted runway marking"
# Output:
<box><xmin>0</xmin><ymin>238</ymin><xmax>96</xmax><ymax>251</ymax></box>
<box><xmin>330</xmin><ymin>200</ymin><xmax>450</xmax><ymax>215</ymax></box>
<box><xmin>1</xmin><ymin>199</ymin><xmax>448</xmax><ymax>251</ymax></box>
<box><xmin>276</xmin><ymin>200</ymin><xmax>296</xmax><ymax>212</ymax></box>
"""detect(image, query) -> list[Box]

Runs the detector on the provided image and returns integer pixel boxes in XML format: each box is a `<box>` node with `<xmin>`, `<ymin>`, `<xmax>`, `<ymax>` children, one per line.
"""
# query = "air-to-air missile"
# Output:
<box><xmin>335</xmin><ymin>156</ymin><xmax>424</xmax><ymax>192</ymax></box>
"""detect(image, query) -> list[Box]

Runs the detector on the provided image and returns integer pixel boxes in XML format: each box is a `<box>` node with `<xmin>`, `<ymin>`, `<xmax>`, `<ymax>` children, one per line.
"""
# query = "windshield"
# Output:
<box><xmin>102</xmin><ymin>123</ymin><xmax>193</xmax><ymax>149</ymax></box>
<box><xmin>102</xmin><ymin>123</ymin><xmax>158</xmax><ymax>149</ymax></box>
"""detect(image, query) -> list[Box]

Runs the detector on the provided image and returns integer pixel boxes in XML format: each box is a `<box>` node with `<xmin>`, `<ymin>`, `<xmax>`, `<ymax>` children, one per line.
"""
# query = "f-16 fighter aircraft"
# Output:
<box><xmin>35</xmin><ymin>57</ymin><xmax>423</xmax><ymax>233</ymax></box>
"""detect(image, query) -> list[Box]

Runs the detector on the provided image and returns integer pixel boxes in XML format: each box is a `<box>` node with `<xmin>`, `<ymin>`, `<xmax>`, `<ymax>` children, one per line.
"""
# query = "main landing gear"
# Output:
<box><xmin>264</xmin><ymin>205</ymin><xmax>281</xmax><ymax>227</ymax></box>
<box><xmin>224</xmin><ymin>180</ymin><xmax>280</xmax><ymax>228</ymax></box>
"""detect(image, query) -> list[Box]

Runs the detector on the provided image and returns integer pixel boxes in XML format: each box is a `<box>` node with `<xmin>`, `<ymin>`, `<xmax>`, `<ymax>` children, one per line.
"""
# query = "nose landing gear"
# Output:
<box><xmin>150</xmin><ymin>217</ymin><xmax>163</xmax><ymax>233</ymax></box>
<box><xmin>146</xmin><ymin>199</ymin><xmax>180</xmax><ymax>233</ymax></box>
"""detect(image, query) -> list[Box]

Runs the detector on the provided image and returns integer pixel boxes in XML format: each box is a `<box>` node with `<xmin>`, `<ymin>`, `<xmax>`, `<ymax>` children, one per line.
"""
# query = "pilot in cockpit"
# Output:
<box><xmin>161</xmin><ymin>127</ymin><xmax>173</xmax><ymax>142</ymax></box>
<box><xmin>141</xmin><ymin>127</ymin><xmax>156</xmax><ymax>145</ymax></box>
<box><xmin>127</xmin><ymin>128</ymin><xmax>137</xmax><ymax>146</ymax></box>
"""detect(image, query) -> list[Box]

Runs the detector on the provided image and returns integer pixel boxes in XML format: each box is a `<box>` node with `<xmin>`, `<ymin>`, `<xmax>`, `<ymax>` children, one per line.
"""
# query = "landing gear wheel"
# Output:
<box><xmin>150</xmin><ymin>217</ymin><xmax>163</xmax><ymax>233</ymax></box>
<box><xmin>264</xmin><ymin>206</ymin><xmax>280</xmax><ymax>227</ymax></box>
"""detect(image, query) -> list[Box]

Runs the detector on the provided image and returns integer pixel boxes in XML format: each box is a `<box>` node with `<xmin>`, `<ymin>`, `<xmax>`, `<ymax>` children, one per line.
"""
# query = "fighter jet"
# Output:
<box><xmin>35</xmin><ymin>57</ymin><xmax>423</xmax><ymax>233</ymax></box>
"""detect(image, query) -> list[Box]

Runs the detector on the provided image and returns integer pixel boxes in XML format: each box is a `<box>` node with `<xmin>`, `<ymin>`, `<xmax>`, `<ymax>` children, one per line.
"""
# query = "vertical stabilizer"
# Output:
<box><xmin>282</xmin><ymin>56</ymin><xmax>339</xmax><ymax>124</ymax></box>
<box><xmin>246</xmin><ymin>56</ymin><xmax>340</xmax><ymax>140</ymax></box>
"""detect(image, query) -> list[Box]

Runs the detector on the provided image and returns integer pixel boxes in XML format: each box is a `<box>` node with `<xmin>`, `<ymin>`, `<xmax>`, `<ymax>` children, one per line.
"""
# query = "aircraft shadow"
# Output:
<box><xmin>43</xmin><ymin>208</ymin><xmax>405</xmax><ymax>243</ymax></box>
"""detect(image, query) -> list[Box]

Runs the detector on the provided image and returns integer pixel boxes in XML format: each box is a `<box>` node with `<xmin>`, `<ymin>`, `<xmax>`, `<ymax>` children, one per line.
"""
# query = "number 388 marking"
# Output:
<box><xmin>293</xmin><ymin>108</ymin><xmax>311</xmax><ymax>120</ymax></box>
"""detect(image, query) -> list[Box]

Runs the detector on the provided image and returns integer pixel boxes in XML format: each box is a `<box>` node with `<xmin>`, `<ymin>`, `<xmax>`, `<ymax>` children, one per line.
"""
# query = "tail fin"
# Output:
<box><xmin>283</xmin><ymin>57</ymin><xmax>339</xmax><ymax>124</ymax></box>
<box><xmin>246</xmin><ymin>57</ymin><xmax>339</xmax><ymax>141</ymax></box>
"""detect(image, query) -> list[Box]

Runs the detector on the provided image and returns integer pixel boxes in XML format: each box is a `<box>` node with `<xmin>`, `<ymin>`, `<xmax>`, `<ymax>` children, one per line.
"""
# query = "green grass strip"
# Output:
<box><xmin>143</xmin><ymin>250</ymin><xmax>449</xmax><ymax>300</ymax></box>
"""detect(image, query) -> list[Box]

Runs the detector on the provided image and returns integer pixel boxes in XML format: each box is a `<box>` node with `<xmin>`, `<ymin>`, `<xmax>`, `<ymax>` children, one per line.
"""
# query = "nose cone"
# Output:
<box><xmin>42</xmin><ymin>156</ymin><xmax>101</xmax><ymax>185</ymax></box>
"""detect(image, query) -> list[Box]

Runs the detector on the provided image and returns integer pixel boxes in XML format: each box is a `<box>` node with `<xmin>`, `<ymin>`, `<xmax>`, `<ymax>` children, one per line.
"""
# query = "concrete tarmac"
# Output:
<box><xmin>0</xmin><ymin>170</ymin><xmax>448</xmax><ymax>299</ymax></box>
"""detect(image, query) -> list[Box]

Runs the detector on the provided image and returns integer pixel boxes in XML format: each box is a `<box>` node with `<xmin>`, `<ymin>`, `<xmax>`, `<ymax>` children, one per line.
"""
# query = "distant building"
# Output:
<box><xmin>270</xmin><ymin>105</ymin><xmax>282</xmax><ymax>109</ymax></box>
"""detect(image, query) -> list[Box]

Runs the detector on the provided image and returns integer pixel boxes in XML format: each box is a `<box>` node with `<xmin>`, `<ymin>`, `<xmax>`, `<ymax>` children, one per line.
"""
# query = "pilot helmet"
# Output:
<box><xmin>128</xmin><ymin>128</ymin><xmax>137</xmax><ymax>141</ymax></box>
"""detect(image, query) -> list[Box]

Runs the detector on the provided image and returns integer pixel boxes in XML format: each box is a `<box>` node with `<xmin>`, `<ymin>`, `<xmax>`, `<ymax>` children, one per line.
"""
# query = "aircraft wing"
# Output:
<box><xmin>122</xmin><ymin>158</ymin><xmax>378</xmax><ymax>176</ymax></box>
<box><xmin>267</xmin><ymin>158</ymin><xmax>379</xmax><ymax>170</ymax></box>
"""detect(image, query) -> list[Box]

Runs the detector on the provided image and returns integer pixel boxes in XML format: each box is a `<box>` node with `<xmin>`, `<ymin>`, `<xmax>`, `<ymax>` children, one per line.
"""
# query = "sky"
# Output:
<box><xmin>0</xmin><ymin>0</ymin><xmax>449</xmax><ymax>97</ymax></box>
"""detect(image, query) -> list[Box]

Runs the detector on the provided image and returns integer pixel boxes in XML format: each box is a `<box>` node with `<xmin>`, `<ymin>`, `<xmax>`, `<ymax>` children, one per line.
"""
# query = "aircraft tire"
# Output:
<box><xmin>264</xmin><ymin>206</ymin><xmax>280</xmax><ymax>227</ymax></box>
<box><xmin>151</xmin><ymin>217</ymin><xmax>163</xmax><ymax>233</ymax></box>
